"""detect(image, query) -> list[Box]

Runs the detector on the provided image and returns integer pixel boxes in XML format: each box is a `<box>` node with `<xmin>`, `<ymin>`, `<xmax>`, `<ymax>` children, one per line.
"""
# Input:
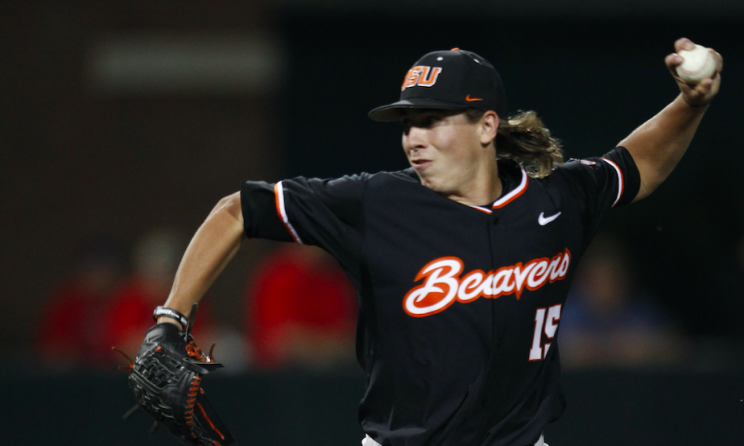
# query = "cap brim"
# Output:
<box><xmin>368</xmin><ymin>98</ymin><xmax>469</xmax><ymax>122</ymax></box>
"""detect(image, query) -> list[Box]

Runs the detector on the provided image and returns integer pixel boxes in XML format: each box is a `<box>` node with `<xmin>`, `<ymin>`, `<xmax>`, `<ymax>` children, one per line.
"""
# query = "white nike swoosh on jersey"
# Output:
<box><xmin>538</xmin><ymin>211</ymin><xmax>561</xmax><ymax>226</ymax></box>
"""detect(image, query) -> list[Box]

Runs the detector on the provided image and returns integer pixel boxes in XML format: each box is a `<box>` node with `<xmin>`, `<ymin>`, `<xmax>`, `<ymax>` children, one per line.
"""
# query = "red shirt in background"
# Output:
<box><xmin>101</xmin><ymin>277</ymin><xmax>216</xmax><ymax>361</ymax></box>
<box><xmin>247</xmin><ymin>246</ymin><xmax>357</xmax><ymax>369</ymax></box>
<box><xmin>37</xmin><ymin>281</ymin><xmax>112</xmax><ymax>367</ymax></box>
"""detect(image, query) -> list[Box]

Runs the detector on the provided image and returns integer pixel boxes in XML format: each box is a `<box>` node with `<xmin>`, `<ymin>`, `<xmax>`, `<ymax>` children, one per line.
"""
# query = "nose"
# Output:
<box><xmin>403</xmin><ymin>125</ymin><xmax>427</xmax><ymax>151</ymax></box>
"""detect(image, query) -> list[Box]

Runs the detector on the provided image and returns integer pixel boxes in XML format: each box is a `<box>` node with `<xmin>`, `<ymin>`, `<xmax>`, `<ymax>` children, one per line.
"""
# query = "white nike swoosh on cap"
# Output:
<box><xmin>538</xmin><ymin>211</ymin><xmax>561</xmax><ymax>226</ymax></box>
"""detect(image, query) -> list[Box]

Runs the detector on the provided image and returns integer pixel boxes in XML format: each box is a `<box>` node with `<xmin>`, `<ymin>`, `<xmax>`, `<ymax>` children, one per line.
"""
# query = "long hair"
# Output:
<box><xmin>466</xmin><ymin>109</ymin><xmax>563</xmax><ymax>178</ymax></box>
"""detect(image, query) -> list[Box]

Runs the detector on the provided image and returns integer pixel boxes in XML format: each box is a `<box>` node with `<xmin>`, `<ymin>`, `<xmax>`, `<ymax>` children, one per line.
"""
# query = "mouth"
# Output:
<box><xmin>411</xmin><ymin>159</ymin><xmax>432</xmax><ymax>169</ymax></box>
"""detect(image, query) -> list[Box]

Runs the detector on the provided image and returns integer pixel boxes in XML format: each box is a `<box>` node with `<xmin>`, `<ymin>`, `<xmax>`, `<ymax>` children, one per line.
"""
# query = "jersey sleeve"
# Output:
<box><xmin>240</xmin><ymin>174</ymin><xmax>368</xmax><ymax>279</ymax></box>
<box><xmin>555</xmin><ymin>146</ymin><xmax>641</xmax><ymax>238</ymax></box>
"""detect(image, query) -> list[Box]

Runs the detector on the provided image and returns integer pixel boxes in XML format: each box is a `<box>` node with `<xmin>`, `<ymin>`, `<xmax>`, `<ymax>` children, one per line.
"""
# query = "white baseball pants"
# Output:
<box><xmin>361</xmin><ymin>433</ymin><xmax>547</xmax><ymax>446</ymax></box>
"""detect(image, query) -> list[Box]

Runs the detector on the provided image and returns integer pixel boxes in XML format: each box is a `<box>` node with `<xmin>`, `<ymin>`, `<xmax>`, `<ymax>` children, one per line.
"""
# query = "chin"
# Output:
<box><xmin>415</xmin><ymin>169</ymin><xmax>452</xmax><ymax>192</ymax></box>
<box><xmin>419</xmin><ymin>177</ymin><xmax>449</xmax><ymax>194</ymax></box>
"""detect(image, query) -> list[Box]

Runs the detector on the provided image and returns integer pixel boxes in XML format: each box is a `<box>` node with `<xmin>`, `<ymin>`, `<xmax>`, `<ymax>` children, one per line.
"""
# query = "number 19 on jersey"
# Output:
<box><xmin>529</xmin><ymin>305</ymin><xmax>562</xmax><ymax>361</ymax></box>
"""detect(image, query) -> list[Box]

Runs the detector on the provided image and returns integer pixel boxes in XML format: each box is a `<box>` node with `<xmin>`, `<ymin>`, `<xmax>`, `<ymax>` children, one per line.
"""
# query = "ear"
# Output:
<box><xmin>478</xmin><ymin>111</ymin><xmax>499</xmax><ymax>146</ymax></box>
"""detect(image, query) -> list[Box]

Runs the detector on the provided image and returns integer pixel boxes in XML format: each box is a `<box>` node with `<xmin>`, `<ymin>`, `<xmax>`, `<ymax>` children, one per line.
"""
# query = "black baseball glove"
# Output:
<box><xmin>116</xmin><ymin>304</ymin><xmax>236</xmax><ymax>445</ymax></box>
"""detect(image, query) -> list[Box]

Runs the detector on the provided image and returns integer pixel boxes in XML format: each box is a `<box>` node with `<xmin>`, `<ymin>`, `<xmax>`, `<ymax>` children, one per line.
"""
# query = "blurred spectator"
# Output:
<box><xmin>36</xmin><ymin>236</ymin><xmax>126</xmax><ymax>369</ymax></box>
<box><xmin>102</xmin><ymin>227</ymin><xmax>218</xmax><ymax>363</ymax></box>
<box><xmin>246</xmin><ymin>244</ymin><xmax>357</xmax><ymax>371</ymax></box>
<box><xmin>560</xmin><ymin>235</ymin><xmax>683</xmax><ymax>368</ymax></box>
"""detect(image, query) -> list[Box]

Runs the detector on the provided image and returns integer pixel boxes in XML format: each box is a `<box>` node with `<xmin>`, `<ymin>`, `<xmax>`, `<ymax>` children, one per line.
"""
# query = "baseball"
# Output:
<box><xmin>676</xmin><ymin>44</ymin><xmax>716</xmax><ymax>84</ymax></box>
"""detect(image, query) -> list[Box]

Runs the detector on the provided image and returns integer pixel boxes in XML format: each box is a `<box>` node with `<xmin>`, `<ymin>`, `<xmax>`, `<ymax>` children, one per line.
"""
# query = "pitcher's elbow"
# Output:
<box><xmin>213</xmin><ymin>191</ymin><xmax>243</xmax><ymax>225</ymax></box>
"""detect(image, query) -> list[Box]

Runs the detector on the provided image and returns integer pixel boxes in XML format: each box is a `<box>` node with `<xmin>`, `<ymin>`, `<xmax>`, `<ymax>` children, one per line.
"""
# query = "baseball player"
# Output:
<box><xmin>145</xmin><ymin>38</ymin><xmax>722</xmax><ymax>446</ymax></box>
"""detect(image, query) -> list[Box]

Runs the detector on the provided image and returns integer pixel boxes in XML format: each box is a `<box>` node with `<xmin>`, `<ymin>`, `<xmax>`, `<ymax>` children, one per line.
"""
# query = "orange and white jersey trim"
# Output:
<box><xmin>467</xmin><ymin>205</ymin><xmax>493</xmax><ymax>214</ymax></box>
<box><xmin>601</xmin><ymin>157</ymin><xmax>623</xmax><ymax>207</ymax></box>
<box><xmin>493</xmin><ymin>166</ymin><xmax>528</xmax><ymax>209</ymax></box>
<box><xmin>467</xmin><ymin>166</ymin><xmax>528</xmax><ymax>214</ymax></box>
<box><xmin>274</xmin><ymin>181</ymin><xmax>303</xmax><ymax>244</ymax></box>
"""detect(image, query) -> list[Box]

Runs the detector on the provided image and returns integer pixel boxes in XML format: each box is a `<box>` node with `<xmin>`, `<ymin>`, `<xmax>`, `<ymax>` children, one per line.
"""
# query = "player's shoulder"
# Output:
<box><xmin>546</xmin><ymin>146</ymin><xmax>631</xmax><ymax>181</ymax></box>
<box><xmin>536</xmin><ymin>146</ymin><xmax>640</xmax><ymax>206</ymax></box>
<box><xmin>377</xmin><ymin>168</ymin><xmax>420</xmax><ymax>183</ymax></box>
<box><xmin>314</xmin><ymin>169</ymin><xmax>416</xmax><ymax>184</ymax></box>
<box><xmin>287</xmin><ymin>169</ymin><xmax>417</xmax><ymax>204</ymax></box>
<box><xmin>549</xmin><ymin>157</ymin><xmax>602</xmax><ymax>179</ymax></box>
<box><xmin>332</xmin><ymin>168</ymin><xmax>419</xmax><ymax>187</ymax></box>
<box><xmin>535</xmin><ymin>158</ymin><xmax>603</xmax><ymax>200</ymax></box>
<box><xmin>526</xmin><ymin>156</ymin><xmax>606</xmax><ymax>201</ymax></box>
<box><xmin>279</xmin><ymin>169</ymin><xmax>416</xmax><ymax>202</ymax></box>
<box><xmin>328</xmin><ymin>169</ymin><xmax>423</xmax><ymax>205</ymax></box>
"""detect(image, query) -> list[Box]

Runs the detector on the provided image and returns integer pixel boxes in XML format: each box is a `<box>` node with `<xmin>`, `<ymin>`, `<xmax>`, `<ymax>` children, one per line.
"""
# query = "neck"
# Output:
<box><xmin>446</xmin><ymin>159</ymin><xmax>503</xmax><ymax>206</ymax></box>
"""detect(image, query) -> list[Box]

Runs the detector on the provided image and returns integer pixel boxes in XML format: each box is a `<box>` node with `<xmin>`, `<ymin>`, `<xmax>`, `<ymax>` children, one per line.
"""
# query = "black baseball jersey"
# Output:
<box><xmin>241</xmin><ymin>146</ymin><xmax>640</xmax><ymax>446</ymax></box>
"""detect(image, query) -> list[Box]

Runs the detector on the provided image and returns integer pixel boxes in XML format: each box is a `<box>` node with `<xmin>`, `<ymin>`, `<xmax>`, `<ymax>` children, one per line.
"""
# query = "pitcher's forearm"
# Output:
<box><xmin>160</xmin><ymin>192</ymin><xmax>244</xmax><ymax>323</ymax></box>
<box><xmin>621</xmin><ymin>39</ymin><xmax>722</xmax><ymax>202</ymax></box>
<box><xmin>621</xmin><ymin>94</ymin><xmax>707</xmax><ymax>200</ymax></box>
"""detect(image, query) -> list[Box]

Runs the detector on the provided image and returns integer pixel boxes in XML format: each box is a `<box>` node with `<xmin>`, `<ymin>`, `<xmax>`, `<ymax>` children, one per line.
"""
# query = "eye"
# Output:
<box><xmin>401</xmin><ymin>113</ymin><xmax>441</xmax><ymax>133</ymax></box>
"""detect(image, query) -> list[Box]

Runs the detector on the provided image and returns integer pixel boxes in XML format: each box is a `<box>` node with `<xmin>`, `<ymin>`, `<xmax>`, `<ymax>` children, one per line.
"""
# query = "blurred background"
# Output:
<box><xmin>1</xmin><ymin>1</ymin><xmax>743</xmax><ymax>445</ymax></box>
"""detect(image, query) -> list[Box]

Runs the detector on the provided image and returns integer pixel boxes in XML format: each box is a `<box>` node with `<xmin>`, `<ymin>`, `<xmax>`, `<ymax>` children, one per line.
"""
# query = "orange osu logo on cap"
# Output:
<box><xmin>401</xmin><ymin>66</ymin><xmax>443</xmax><ymax>91</ymax></box>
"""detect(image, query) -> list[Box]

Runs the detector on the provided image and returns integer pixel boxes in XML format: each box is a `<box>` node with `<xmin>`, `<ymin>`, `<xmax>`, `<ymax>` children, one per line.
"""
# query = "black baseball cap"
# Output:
<box><xmin>368</xmin><ymin>48</ymin><xmax>507</xmax><ymax>122</ymax></box>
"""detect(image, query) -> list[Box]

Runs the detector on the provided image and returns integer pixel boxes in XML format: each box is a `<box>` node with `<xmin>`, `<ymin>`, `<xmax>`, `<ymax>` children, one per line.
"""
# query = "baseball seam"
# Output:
<box><xmin>678</xmin><ymin>54</ymin><xmax>713</xmax><ymax>77</ymax></box>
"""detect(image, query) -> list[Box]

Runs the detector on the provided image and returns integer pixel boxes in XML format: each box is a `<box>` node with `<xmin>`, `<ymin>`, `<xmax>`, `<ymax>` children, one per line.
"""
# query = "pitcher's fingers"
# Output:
<box><xmin>711</xmin><ymin>50</ymin><xmax>723</xmax><ymax>73</ymax></box>
<box><xmin>665</xmin><ymin>53</ymin><xmax>684</xmax><ymax>68</ymax></box>
<box><xmin>674</xmin><ymin>38</ymin><xmax>694</xmax><ymax>53</ymax></box>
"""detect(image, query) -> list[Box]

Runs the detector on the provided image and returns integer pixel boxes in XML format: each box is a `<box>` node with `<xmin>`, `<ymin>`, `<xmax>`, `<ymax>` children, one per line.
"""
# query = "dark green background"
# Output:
<box><xmin>4</xmin><ymin>370</ymin><xmax>742</xmax><ymax>445</ymax></box>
